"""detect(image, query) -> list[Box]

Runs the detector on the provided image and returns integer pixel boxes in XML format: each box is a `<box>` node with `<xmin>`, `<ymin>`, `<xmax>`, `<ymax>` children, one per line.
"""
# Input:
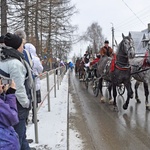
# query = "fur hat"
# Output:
<box><xmin>104</xmin><ymin>40</ymin><xmax>109</xmax><ymax>44</ymax></box>
<box><xmin>4</xmin><ymin>33</ymin><xmax>22</xmax><ymax>50</ymax></box>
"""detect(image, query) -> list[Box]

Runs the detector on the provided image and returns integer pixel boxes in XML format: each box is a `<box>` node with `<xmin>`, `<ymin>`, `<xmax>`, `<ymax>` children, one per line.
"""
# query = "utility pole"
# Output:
<box><xmin>111</xmin><ymin>23</ymin><xmax>115</xmax><ymax>50</ymax></box>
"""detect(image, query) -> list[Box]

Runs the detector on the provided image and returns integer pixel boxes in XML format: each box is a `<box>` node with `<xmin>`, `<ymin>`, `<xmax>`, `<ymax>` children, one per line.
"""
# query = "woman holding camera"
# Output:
<box><xmin>0</xmin><ymin>78</ymin><xmax>20</xmax><ymax>150</ymax></box>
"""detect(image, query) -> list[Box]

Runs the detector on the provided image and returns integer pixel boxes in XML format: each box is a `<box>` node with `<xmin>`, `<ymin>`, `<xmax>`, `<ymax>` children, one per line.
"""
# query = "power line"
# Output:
<box><xmin>115</xmin><ymin>4</ymin><xmax>150</xmax><ymax>28</ymax></box>
<box><xmin>121</xmin><ymin>0</ymin><xmax>146</xmax><ymax>27</ymax></box>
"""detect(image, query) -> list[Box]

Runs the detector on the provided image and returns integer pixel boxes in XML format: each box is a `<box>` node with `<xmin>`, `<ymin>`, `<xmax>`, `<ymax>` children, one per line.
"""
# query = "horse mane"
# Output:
<box><xmin>116</xmin><ymin>39</ymin><xmax>123</xmax><ymax>55</ymax></box>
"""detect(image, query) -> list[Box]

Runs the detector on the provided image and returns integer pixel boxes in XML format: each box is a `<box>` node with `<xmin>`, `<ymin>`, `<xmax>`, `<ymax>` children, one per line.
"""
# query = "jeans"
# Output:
<box><xmin>14</xmin><ymin>119</ymin><xmax>30</xmax><ymax>150</ymax></box>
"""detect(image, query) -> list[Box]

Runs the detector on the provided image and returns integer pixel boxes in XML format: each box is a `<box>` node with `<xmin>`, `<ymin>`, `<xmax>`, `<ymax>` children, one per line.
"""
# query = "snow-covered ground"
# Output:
<box><xmin>27</xmin><ymin>72</ymin><xmax>83</xmax><ymax>150</ymax></box>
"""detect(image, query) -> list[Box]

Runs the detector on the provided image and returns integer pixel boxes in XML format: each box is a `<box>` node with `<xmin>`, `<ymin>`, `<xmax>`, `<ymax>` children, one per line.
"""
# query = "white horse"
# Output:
<box><xmin>130</xmin><ymin>43</ymin><xmax>150</xmax><ymax>110</ymax></box>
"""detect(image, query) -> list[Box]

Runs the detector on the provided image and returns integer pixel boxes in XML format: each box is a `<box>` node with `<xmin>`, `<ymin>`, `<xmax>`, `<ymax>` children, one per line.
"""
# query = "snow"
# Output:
<box><xmin>27</xmin><ymin>72</ymin><xmax>83</xmax><ymax>150</ymax></box>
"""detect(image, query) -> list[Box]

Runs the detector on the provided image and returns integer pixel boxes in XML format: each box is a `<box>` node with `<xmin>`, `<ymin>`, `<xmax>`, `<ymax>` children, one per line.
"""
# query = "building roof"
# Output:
<box><xmin>130</xmin><ymin>29</ymin><xmax>149</xmax><ymax>54</ymax></box>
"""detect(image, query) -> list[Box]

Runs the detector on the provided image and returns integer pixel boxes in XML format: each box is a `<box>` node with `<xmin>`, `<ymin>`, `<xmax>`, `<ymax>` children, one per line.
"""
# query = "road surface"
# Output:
<box><xmin>69</xmin><ymin>72</ymin><xmax>150</xmax><ymax>150</ymax></box>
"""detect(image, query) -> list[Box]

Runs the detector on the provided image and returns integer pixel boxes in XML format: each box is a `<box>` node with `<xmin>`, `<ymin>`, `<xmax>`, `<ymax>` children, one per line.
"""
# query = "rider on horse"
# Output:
<box><xmin>99</xmin><ymin>40</ymin><xmax>114</xmax><ymax>74</ymax></box>
<box><xmin>100</xmin><ymin>40</ymin><xmax>114</xmax><ymax>57</ymax></box>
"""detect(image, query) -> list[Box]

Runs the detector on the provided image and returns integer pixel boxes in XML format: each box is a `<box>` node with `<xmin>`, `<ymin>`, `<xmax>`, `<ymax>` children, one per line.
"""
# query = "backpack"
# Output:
<box><xmin>20</xmin><ymin>58</ymin><xmax>34</xmax><ymax>89</ymax></box>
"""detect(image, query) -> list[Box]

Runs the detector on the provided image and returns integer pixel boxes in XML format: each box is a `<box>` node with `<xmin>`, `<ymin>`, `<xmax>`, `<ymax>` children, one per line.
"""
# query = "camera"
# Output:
<box><xmin>1</xmin><ymin>78</ymin><xmax>12</xmax><ymax>85</ymax></box>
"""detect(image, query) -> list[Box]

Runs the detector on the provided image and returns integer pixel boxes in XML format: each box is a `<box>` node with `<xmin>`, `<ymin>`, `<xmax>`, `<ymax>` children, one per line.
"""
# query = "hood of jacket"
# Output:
<box><xmin>24</xmin><ymin>43</ymin><xmax>37</xmax><ymax>57</ymax></box>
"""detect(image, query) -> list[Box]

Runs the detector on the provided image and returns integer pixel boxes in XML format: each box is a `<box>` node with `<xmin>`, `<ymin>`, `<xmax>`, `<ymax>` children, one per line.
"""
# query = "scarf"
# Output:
<box><xmin>0</xmin><ymin>47</ymin><xmax>25</xmax><ymax>61</ymax></box>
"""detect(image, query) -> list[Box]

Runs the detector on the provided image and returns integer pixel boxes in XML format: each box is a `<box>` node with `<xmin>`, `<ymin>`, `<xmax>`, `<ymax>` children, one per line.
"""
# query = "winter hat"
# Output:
<box><xmin>4</xmin><ymin>33</ymin><xmax>22</xmax><ymax>50</ymax></box>
<box><xmin>104</xmin><ymin>40</ymin><xmax>109</xmax><ymax>44</ymax></box>
<box><xmin>0</xmin><ymin>35</ymin><xmax>4</xmax><ymax>43</ymax></box>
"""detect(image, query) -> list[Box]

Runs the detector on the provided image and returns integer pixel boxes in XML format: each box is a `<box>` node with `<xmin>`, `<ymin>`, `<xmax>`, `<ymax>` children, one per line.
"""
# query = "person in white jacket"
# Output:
<box><xmin>24</xmin><ymin>43</ymin><xmax>43</xmax><ymax>122</ymax></box>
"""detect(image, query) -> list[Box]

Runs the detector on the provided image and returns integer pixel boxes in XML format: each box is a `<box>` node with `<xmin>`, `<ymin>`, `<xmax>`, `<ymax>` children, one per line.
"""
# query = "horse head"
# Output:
<box><xmin>121</xmin><ymin>32</ymin><xmax>135</xmax><ymax>59</ymax></box>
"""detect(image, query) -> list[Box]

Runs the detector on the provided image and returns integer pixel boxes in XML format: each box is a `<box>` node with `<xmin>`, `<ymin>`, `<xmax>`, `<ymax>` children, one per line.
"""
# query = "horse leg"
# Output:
<box><xmin>75</xmin><ymin>66</ymin><xmax>77</xmax><ymax>74</ymax></box>
<box><xmin>108</xmin><ymin>83</ymin><xmax>113</xmax><ymax>104</ymax></box>
<box><xmin>135</xmin><ymin>81</ymin><xmax>141</xmax><ymax>103</ymax></box>
<box><xmin>79</xmin><ymin>69</ymin><xmax>81</xmax><ymax>79</ymax></box>
<box><xmin>143</xmin><ymin>82</ymin><xmax>150</xmax><ymax>110</ymax></box>
<box><xmin>112</xmin><ymin>84</ymin><xmax>118</xmax><ymax>110</ymax></box>
<box><xmin>99</xmin><ymin>78</ymin><xmax>105</xmax><ymax>103</ymax></box>
<box><xmin>123</xmin><ymin>82</ymin><xmax>133</xmax><ymax>110</ymax></box>
<box><xmin>83</xmin><ymin>70</ymin><xmax>85</xmax><ymax>81</ymax></box>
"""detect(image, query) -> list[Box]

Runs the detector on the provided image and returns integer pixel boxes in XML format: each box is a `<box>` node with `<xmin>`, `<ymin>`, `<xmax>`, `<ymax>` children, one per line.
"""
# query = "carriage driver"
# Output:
<box><xmin>100</xmin><ymin>40</ymin><xmax>114</xmax><ymax>57</ymax></box>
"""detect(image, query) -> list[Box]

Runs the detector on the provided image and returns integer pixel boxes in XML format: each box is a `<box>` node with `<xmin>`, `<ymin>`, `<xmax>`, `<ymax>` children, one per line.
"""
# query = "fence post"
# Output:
<box><xmin>54</xmin><ymin>69</ymin><xmax>56</xmax><ymax>97</ymax></box>
<box><xmin>46</xmin><ymin>72</ymin><xmax>50</xmax><ymax>111</ymax></box>
<box><xmin>33</xmin><ymin>77</ymin><xmax>39</xmax><ymax>143</ymax></box>
<box><xmin>60</xmin><ymin>67</ymin><xmax>62</xmax><ymax>85</ymax></box>
<box><xmin>57</xmin><ymin>68</ymin><xmax>59</xmax><ymax>90</ymax></box>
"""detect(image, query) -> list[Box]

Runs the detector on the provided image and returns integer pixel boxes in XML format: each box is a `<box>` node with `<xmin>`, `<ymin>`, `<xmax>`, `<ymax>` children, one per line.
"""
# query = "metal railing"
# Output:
<box><xmin>32</xmin><ymin>66</ymin><xmax>66</xmax><ymax>143</ymax></box>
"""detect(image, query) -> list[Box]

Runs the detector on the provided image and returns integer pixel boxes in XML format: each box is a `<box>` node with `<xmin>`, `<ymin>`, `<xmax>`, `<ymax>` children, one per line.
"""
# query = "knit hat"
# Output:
<box><xmin>0</xmin><ymin>35</ymin><xmax>4</xmax><ymax>43</ymax></box>
<box><xmin>4</xmin><ymin>33</ymin><xmax>22</xmax><ymax>50</ymax></box>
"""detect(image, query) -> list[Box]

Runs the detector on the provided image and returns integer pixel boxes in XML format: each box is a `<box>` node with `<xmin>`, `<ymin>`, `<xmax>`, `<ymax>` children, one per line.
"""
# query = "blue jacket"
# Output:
<box><xmin>0</xmin><ymin>94</ymin><xmax>20</xmax><ymax>150</ymax></box>
<box><xmin>69</xmin><ymin>62</ymin><xmax>74</xmax><ymax>68</ymax></box>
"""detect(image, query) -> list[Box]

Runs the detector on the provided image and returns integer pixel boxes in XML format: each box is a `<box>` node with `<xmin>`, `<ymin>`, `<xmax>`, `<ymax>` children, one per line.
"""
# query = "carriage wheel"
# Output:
<box><xmin>93</xmin><ymin>81</ymin><xmax>99</xmax><ymax>97</ymax></box>
<box><xmin>117</xmin><ymin>84</ymin><xmax>125</xmax><ymax>96</ymax></box>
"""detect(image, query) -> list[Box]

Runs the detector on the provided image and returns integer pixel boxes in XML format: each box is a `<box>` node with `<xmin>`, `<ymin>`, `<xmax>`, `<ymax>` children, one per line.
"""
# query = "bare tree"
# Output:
<box><xmin>0</xmin><ymin>0</ymin><xmax>77</xmax><ymax>66</ymax></box>
<box><xmin>82</xmin><ymin>22</ymin><xmax>105</xmax><ymax>54</ymax></box>
<box><xmin>0</xmin><ymin>0</ymin><xmax>7</xmax><ymax>35</ymax></box>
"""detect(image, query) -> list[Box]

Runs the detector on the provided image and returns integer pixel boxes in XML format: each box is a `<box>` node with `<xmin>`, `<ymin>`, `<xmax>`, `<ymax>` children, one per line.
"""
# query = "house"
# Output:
<box><xmin>130</xmin><ymin>28</ymin><xmax>149</xmax><ymax>54</ymax></box>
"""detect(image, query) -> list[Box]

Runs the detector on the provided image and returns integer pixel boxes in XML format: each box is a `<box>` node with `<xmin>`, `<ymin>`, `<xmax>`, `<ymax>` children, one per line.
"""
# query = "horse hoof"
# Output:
<box><xmin>109</xmin><ymin>99</ymin><xmax>114</xmax><ymax>105</ymax></box>
<box><xmin>123</xmin><ymin>104</ymin><xmax>128</xmax><ymax>110</ymax></box>
<box><xmin>100</xmin><ymin>97</ymin><xmax>105</xmax><ymax>103</ymax></box>
<box><xmin>146</xmin><ymin>105</ymin><xmax>150</xmax><ymax>111</ymax></box>
<box><xmin>130</xmin><ymin>94</ymin><xmax>133</xmax><ymax>99</ymax></box>
<box><xmin>136</xmin><ymin>98</ymin><xmax>141</xmax><ymax>103</ymax></box>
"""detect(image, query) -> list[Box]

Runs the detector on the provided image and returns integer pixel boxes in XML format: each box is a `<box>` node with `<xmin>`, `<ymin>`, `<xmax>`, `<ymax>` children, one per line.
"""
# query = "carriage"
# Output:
<box><xmin>84</xmin><ymin>66</ymin><xmax>125</xmax><ymax>97</ymax></box>
<box><xmin>75</xmin><ymin>33</ymin><xmax>150</xmax><ymax>111</ymax></box>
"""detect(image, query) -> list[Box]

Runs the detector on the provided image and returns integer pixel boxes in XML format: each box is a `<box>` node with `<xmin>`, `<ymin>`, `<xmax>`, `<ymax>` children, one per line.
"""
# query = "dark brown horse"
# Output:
<box><xmin>97</xmin><ymin>33</ymin><xmax>135</xmax><ymax>110</ymax></box>
<box><xmin>75</xmin><ymin>58</ymin><xmax>81</xmax><ymax>75</ymax></box>
<box><xmin>74</xmin><ymin>58</ymin><xmax>85</xmax><ymax>80</ymax></box>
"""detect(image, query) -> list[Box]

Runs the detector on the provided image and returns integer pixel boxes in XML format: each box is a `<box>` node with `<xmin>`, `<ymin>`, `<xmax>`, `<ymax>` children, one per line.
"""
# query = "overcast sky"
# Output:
<box><xmin>69</xmin><ymin>0</ymin><xmax>150</xmax><ymax>58</ymax></box>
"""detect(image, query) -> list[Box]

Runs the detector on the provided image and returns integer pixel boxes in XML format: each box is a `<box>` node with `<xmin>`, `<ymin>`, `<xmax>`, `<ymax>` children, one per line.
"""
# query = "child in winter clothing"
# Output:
<box><xmin>0</xmin><ymin>79</ymin><xmax>20</xmax><ymax>150</ymax></box>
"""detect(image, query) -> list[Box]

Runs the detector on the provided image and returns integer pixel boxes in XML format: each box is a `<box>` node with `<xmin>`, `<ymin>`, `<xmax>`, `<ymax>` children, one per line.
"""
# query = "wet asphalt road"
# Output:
<box><xmin>70</xmin><ymin>73</ymin><xmax>150</xmax><ymax>150</ymax></box>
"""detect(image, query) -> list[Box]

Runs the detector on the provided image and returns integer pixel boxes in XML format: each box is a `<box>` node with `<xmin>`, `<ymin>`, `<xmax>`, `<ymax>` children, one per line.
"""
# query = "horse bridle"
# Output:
<box><xmin>117</xmin><ymin>38</ymin><xmax>134</xmax><ymax>58</ymax></box>
<box><xmin>116</xmin><ymin>38</ymin><xmax>135</xmax><ymax>67</ymax></box>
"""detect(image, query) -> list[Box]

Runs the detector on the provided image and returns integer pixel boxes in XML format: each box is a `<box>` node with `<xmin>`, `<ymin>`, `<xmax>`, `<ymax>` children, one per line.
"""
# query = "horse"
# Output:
<box><xmin>130</xmin><ymin>45</ymin><xmax>150</xmax><ymax>110</ymax></box>
<box><xmin>97</xmin><ymin>33</ymin><xmax>135</xmax><ymax>110</ymax></box>
<box><xmin>78</xmin><ymin>60</ymin><xmax>85</xmax><ymax>80</ymax></box>
<box><xmin>75</xmin><ymin>58</ymin><xmax>81</xmax><ymax>75</ymax></box>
